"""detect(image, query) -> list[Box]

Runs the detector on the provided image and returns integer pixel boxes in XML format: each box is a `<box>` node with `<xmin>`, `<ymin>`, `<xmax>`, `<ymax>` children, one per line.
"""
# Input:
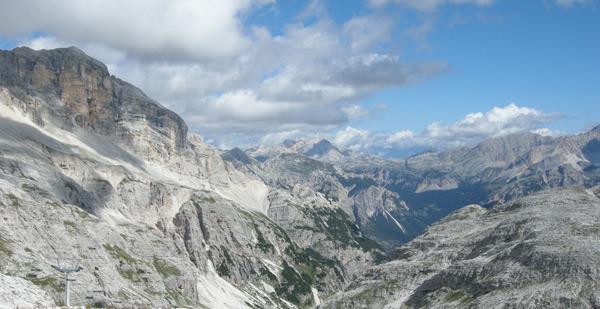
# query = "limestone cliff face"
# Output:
<box><xmin>0</xmin><ymin>47</ymin><xmax>187</xmax><ymax>161</ymax></box>
<box><xmin>0</xmin><ymin>47</ymin><xmax>382</xmax><ymax>308</ymax></box>
<box><xmin>323</xmin><ymin>188</ymin><xmax>600</xmax><ymax>308</ymax></box>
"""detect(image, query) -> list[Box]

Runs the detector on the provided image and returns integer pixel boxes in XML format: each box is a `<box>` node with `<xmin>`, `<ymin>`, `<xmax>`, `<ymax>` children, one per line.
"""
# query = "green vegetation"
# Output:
<box><xmin>445</xmin><ymin>289</ymin><xmax>473</xmax><ymax>304</ymax></box>
<box><xmin>199</xmin><ymin>196</ymin><xmax>216</xmax><ymax>204</ymax></box>
<box><xmin>299</xmin><ymin>206</ymin><xmax>385</xmax><ymax>257</ymax></box>
<box><xmin>63</xmin><ymin>220</ymin><xmax>77</xmax><ymax>229</ymax></box>
<box><xmin>6</xmin><ymin>193</ymin><xmax>20</xmax><ymax>207</ymax></box>
<box><xmin>64</xmin><ymin>181</ymin><xmax>79</xmax><ymax>193</ymax></box>
<box><xmin>166</xmin><ymin>288</ymin><xmax>193</xmax><ymax>307</ymax></box>
<box><xmin>275</xmin><ymin>260</ymin><xmax>312</xmax><ymax>305</ymax></box>
<box><xmin>118</xmin><ymin>268</ymin><xmax>140</xmax><ymax>282</ymax></box>
<box><xmin>446</xmin><ymin>290</ymin><xmax>465</xmax><ymax>302</ymax></box>
<box><xmin>152</xmin><ymin>256</ymin><xmax>181</xmax><ymax>277</ymax></box>
<box><xmin>260</xmin><ymin>267</ymin><xmax>277</xmax><ymax>282</ymax></box>
<box><xmin>144</xmin><ymin>288</ymin><xmax>163</xmax><ymax>296</ymax></box>
<box><xmin>46</xmin><ymin>201</ymin><xmax>61</xmax><ymax>208</ymax></box>
<box><xmin>216</xmin><ymin>246</ymin><xmax>234</xmax><ymax>277</ymax></box>
<box><xmin>29</xmin><ymin>276</ymin><xmax>64</xmax><ymax>292</ymax></box>
<box><xmin>281</xmin><ymin>154</ymin><xmax>334</xmax><ymax>175</ymax></box>
<box><xmin>72</xmin><ymin>207</ymin><xmax>90</xmax><ymax>219</ymax></box>
<box><xmin>217</xmin><ymin>261</ymin><xmax>231</xmax><ymax>277</ymax></box>
<box><xmin>353</xmin><ymin>287</ymin><xmax>377</xmax><ymax>305</ymax></box>
<box><xmin>293</xmin><ymin>247</ymin><xmax>340</xmax><ymax>280</ymax></box>
<box><xmin>273</xmin><ymin>246</ymin><xmax>344</xmax><ymax>306</ymax></box>
<box><xmin>103</xmin><ymin>244</ymin><xmax>139</xmax><ymax>264</ymax></box>
<box><xmin>571</xmin><ymin>223</ymin><xmax>600</xmax><ymax>237</ymax></box>
<box><xmin>104</xmin><ymin>243</ymin><xmax>143</xmax><ymax>282</ymax></box>
<box><xmin>254</xmin><ymin>224</ymin><xmax>275</xmax><ymax>253</ymax></box>
<box><xmin>0</xmin><ymin>237</ymin><xmax>12</xmax><ymax>256</ymax></box>
<box><xmin>21</xmin><ymin>183</ymin><xmax>49</xmax><ymax>197</ymax></box>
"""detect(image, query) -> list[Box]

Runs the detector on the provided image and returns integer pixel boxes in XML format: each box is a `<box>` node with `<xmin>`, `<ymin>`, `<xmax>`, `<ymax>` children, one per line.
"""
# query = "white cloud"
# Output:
<box><xmin>342</xmin><ymin>15</ymin><xmax>394</xmax><ymax>51</ymax></box>
<box><xmin>343</xmin><ymin>105</ymin><xmax>372</xmax><ymax>120</ymax></box>
<box><xmin>421</xmin><ymin>103</ymin><xmax>558</xmax><ymax>145</ymax></box>
<box><xmin>334</xmin><ymin>127</ymin><xmax>371</xmax><ymax>151</ymax></box>
<box><xmin>531</xmin><ymin>128</ymin><xmax>563</xmax><ymax>137</ymax></box>
<box><xmin>0</xmin><ymin>0</ymin><xmax>270</xmax><ymax>61</ymax></box>
<box><xmin>260</xmin><ymin>130</ymin><xmax>306</xmax><ymax>145</ymax></box>
<box><xmin>6</xmin><ymin>3</ymin><xmax>446</xmax><ymax>147</ymax></box>
<box><xmin>326</xmin><ymin>103</ymin><xmax>559</xmax><ymax>155</ymax></box>
<box><xmin>9</xmin><ymin>1</ymin><xmax>572</xmax><ymax>151</ymax></box>
<box><xmin>386</xmin><ymin>130</ymin><xmax>416</xmax><ymax>144</ymax></box>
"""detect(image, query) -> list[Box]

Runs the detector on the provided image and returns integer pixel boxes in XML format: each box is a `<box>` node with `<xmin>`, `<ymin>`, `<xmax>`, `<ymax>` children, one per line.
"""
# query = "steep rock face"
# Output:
<box><xmin>323</xmin><ymin>188</ymin><xmax>600</xmax><ymax>308</ymax></box>
<box><xmin>0</xmin><ymin>47</ymin><xmax>382</xmax><ymax>308</ymax></box>
<box><xmin>257</xmin><ymin>153</ymin><xmax>411</xmax><ymax>251</ymax></box>
<box><xmin>0</xmin><ymin>47</ymin><xmax>187</xmax><ymax>161</ymax></box>
<box><xmin>334</xmin><ymin>129</ymin><xmax>600</xmax><ymax>248</ymax></box>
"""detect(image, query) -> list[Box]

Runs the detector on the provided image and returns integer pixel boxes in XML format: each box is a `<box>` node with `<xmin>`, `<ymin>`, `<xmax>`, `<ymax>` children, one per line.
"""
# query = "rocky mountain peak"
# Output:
<box><xmin>304</xmin><ymin>139</ymin><xmax>339</xmax><ymax>157</ymax></box>
<box><xmin>0</xmin><ymin>47</ymin><xmax>188</xmax><ymax>160</ymax></box>
<box><xmin>0</xmin><ymin>46</ymin><xmax>110</xmax><ymax>95</ymax></box>
<box><xmin>222</xmin><ymin>147</ymin><xmax>255</xmax><ymax>165</ymax></box>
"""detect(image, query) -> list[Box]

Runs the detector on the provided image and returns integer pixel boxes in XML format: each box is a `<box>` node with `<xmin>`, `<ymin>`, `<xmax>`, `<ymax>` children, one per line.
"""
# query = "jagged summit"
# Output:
<box><xmin>1</xmin><ymin>46</ymin><xmax>110</xmax><ymax>86</ymax></box>
<box><xmin>221</xmin><ymin>147</ymin><xmax>255</xmax><ymax>165</ymax></box>
<box><xmin>304</xmin><ymin>139</ymin><xmax>339</xmax><ymax>157</ymax></box>
<box><xmin>0</xmin><ymin>46</ymin><xmax>188</xmax><ymax>160</ymax></box>
<box><xmin>0</xmin><ymin>47</ymin><xmax>385</xmax><ymax>308</ymax></box>
<box><xmin>324</xmin><ymin>188</ymin><xmax>600</xmax><ymax>308</ymax></box>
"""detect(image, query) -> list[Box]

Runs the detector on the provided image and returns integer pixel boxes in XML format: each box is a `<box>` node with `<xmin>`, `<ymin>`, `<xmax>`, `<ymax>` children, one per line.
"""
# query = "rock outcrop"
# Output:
<box><xmin>0</xmin><ymin>47</ymin><xmax>187</xmax><ymax>161</ymax></box>
<box><xmin>323</xmin><ymin>188</ymin><xmax>600</xmax><ymax>308</ymax></box>
<box><xmin>0</xmin><ymin>47</ymin><xmax>382</xmax><ymax>308</ymax></box>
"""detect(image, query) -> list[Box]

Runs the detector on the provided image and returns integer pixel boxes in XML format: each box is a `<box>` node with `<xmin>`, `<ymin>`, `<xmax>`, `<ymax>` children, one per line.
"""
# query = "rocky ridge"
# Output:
<box><xmin>245</xmin><ymin>125</ymin><xmax>600</xmax><ymax>251</ymax></box>
<box><xmin>323</xmin><ymin>187</ymin><xmax>600</xmax><ymax>308</ymax></box>
<box><xmin>0</xmin><ymin>47</ymin><xmax>383</xmax><ymax>308</ymax></box>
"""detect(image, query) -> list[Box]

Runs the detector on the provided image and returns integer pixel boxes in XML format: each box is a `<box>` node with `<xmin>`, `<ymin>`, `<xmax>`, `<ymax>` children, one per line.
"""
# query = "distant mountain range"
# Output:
<box><xmin>1</xmin><ymin>47</ymin><xmax>599</xmax><ymax>308</ymax></box>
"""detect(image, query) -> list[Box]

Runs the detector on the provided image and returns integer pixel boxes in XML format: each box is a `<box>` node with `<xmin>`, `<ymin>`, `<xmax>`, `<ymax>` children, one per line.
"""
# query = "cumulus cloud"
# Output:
<box><xmin>531</xmin><ymin>128</ymin><xmax>563</xmax><ymax>137</ymax></box>
<box><xmin>0</xmin><ymin>1</ymin><xmax>574</xmax><ymax>150</ymax></box>
<box><xmin>386</xmin><ymin>130</ymin><xmax>416</xmax><ymax>144</ymax></box>
<box><xmin>2</xmin><ymin>1</ymin><xmax>448</xmax><ymax>147</ymax></box>
<box><xmin>419</xmin><ymin>103</ymin><xmax>559</xmax><ymax>146</ymax></box>
<box><xmin>0</xmin><ymin>0</ymin><xmax>269</xmax><ymax>61</ymax></box>
<box><xmin>334</xmin><ymin>127</ymin><xmax>371</xmax><ymax>151</ymax></box>
<box><xmin>327</xmin><ymin>103</ymin><xmax>560</xmax><ymax>155</ymax></box>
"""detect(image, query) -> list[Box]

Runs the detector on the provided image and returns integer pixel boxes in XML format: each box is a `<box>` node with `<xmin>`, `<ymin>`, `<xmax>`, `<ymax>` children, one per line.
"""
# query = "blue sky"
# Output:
<box><xmin>0</xmin><ymin>0</ymin><xmax>598</xmax><ymax>154</ymax></box>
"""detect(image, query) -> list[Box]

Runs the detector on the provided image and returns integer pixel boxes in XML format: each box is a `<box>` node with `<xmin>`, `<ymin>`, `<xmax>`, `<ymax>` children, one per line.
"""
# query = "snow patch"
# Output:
<box><xmin>563</xmin><ymin>153</ymin><xmax>584</xmax><ymax>172</ymax></box>
<box><xmin>311</xmin><ymin>287</ymin><xmax>322</xmax><ymax>306</ymax></box>
<box><xmin>384</xmin><ymin>210</ymin><xmax>407</xmax><ymax>233</ymax></box>
<box><xmin>262</xmin><ymin>259</ymin><xmax>283</xmax><ymax>279</ymax></box>
<box><xmin>198</xmin><ymin>260</ymin><xmax>255</xmax><ymax>309</ymax></box>
<box><xmin>261</xmin><ymin>281</ymin><xmax>276</xmax><ymax>294</ymax></box>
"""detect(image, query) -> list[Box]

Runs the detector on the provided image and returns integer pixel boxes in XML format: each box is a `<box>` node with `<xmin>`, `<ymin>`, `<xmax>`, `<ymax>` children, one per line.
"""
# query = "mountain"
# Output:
<box><xmin>239</xmin><ymin>128</ymin><xmax>600</xmax><ymax>252</ymax></box>
<box><xmin>323</xmin><ymin>187</ymin><xmax>600</xmax><ymax>308</ymax></box>
<box><xmin>2</xmin><ymin>46</ymin><xmax>600</xmax><ymax>308</ymax></box>
<box><xmin>246</xmin><ymin>138</ymin><xmax>353</xmax><ymax>163</ymax></box>
<box><xmin>0</xmin><ymin>47</ymin><xmax>383</xmax><ymax>308</ymax></box>
<box><xmin>303</xmin><ymin>139</ymin><xmax>348</xmax><ymax>161</ymax></box>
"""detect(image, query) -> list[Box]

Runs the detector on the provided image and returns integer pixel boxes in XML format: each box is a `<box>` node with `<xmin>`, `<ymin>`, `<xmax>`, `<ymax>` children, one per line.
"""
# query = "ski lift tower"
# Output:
<box><xmin>52</xmin><ymin>257</ymin><xmax>82</xmax><ymax>307</ymax></box>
